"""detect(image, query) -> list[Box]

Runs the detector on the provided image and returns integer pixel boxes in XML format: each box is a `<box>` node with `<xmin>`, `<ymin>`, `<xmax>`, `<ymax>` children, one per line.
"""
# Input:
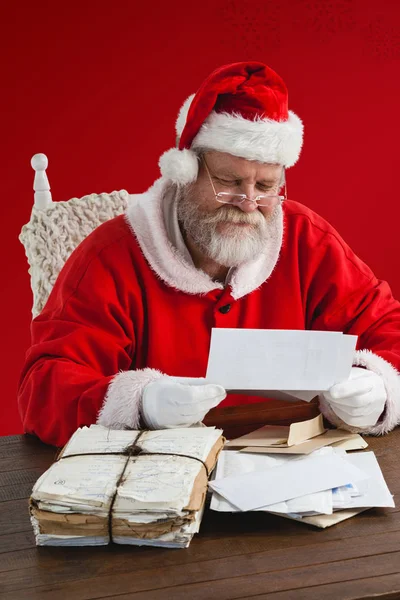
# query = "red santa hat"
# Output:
<box><xmin>159</xmin><ymin>61</ymin><xmax>303</xmax><ymax>185</ymax></box>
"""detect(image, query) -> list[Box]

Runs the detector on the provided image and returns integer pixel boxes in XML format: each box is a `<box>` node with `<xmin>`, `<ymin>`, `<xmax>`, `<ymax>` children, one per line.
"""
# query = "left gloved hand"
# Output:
<box><xmin>321</xmin><ymin>367</ymin><xmax>386</xmax><ymax>428</ymax></box>
<box><xmin>141</xmin><ymin>376</ymin><xmax>226</xmax><ymax>430</ymax></box>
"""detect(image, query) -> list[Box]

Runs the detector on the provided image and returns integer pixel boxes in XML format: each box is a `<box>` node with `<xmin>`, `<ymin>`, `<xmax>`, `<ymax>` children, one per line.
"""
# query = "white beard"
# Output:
<box><xmin>177</xmin><ymin>187</ymin><xmax>283</xmax><ymax>267</ymax></box>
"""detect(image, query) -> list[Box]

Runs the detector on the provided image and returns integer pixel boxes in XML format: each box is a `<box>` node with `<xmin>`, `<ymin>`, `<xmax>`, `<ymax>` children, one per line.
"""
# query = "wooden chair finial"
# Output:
<box><xmin>31</xmin><ymin>153</ymin><xmax>53</xmax><ymax>209</ymax></box>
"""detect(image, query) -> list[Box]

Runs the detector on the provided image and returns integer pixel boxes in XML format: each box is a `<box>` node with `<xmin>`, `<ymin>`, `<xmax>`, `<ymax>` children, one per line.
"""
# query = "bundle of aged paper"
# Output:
<box><xmin>30</xmin><ymin>425</ymin><xmax>224</xmax><ymax>548</ymax></box>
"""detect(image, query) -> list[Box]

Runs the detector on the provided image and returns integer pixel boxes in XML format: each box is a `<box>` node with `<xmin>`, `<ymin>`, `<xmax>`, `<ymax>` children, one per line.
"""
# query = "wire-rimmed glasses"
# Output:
<box><xmin>203</xmin><ymin>157</ymin><xmax>286</xmax><ymax>208</ymax></box>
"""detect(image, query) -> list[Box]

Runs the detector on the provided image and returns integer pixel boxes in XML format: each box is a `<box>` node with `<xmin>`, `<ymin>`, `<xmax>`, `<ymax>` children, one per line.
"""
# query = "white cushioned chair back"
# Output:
<box><xmin>19</xmin><ymin>190</ymin><xmax>130</xmax><ymax>318</ymax></box>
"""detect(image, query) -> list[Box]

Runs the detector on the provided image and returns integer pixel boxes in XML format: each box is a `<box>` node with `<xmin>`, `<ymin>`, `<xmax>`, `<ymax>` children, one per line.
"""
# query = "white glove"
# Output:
<box><xmin>141</xmin><ymin>376</ymin><xmax>226</xmax><ymax>429</ymax></box>
<box><xmin>322</xmin><ymin>367</ymin><xmax>386</xmax><ymax>428</ymax></box>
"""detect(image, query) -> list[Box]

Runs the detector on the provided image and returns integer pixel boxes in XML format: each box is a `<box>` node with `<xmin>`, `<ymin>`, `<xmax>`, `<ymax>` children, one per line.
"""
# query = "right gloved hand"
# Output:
<box><xmin>141</xmin><ymin>376</ymin><xmax>226</xmax><ymax>429</ymax></box>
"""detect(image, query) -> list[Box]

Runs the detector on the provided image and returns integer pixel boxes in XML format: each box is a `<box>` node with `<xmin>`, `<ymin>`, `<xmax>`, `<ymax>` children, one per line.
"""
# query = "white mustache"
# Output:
<box><xmin>201</xmin><ymin>206</ymin><xmax>264</xmax><ymax>226</ymax></box>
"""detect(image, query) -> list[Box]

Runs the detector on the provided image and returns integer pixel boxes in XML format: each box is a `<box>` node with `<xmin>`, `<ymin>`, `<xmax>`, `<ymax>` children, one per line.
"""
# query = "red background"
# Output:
<box><xmin>1</xmin><ymin>0</ymin><xmax>400</xmax><ymax>436</ymax></box>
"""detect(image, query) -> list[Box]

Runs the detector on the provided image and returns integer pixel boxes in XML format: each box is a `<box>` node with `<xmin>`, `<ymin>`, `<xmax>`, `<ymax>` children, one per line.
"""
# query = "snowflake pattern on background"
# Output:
<box><xmin>295</xmin><ymin>0</ymin><xmax>357</xmax><ymax>37</ymax></box>
<box><xmin>217</xmin><ymin>0</ymin><xmax>399</xmax><ymax>61</ymax></box>
<box><xmin>216</xmin><ymin>0</ymin><xmax>283</xmax><ymax>55</ymax></box>
<box><xmin>364</xmin><ymin>15</ymin><xmax>400</xmax><ymax>60</ymax></box>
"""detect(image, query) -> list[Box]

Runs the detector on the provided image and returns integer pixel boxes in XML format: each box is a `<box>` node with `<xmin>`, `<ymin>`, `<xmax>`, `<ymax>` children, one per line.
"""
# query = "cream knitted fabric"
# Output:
<box><xmin>19</xmin><ymin>190</ymin><xmax>130</xmax><ymax>318</ymax></box>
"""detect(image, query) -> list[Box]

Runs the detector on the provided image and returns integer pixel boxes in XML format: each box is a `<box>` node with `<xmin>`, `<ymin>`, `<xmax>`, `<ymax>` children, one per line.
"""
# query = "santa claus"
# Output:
<box><xmin>18</xmin><ymin>62</ymin><xmax>400</xmax><ymax>447</ymax></box>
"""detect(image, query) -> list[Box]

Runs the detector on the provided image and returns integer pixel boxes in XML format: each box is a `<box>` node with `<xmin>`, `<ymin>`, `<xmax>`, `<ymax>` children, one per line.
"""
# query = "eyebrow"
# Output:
<box><xmin>215</xmin><ymin>169</ymin><xmax>279</xmax><ymax>185</ymax></box>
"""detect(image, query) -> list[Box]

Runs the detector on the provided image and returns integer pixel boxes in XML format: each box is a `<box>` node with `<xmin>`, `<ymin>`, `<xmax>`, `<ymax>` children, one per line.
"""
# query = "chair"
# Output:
<box><xmin>19</xmin><ymin>154</ymin><xmax>130</xmax><ymax>318</ymax></box>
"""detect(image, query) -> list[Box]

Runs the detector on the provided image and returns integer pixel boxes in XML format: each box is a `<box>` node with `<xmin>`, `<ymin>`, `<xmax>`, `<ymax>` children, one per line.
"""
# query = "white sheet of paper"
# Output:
<box><xmin>333</xmin><ymin>334</ymin><xmax>359</xmax><ymax>383</ymax></box>
<box><xmin>209</xmin><ymin>452</ymin><xmax>369</xmax><ymax>511</ymax></box>
<box><xmin>206</xmin><ymin>329</ymin><xmax>357</xmax><ymax>392</ymax></box>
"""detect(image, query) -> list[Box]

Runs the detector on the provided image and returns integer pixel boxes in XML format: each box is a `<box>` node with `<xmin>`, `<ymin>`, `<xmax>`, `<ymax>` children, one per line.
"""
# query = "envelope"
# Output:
<box><xmin>226</xmin><ymin>414</ymin><xmax>326</xmax><ymax>449</ymax></box>
<box><xmin>275</xmin><ymin>508</ymin><xmax>369</xmax><ymax>528</ymax></box>
<box><xmin>240</xmin><ymin>430</ymin><xmax>368</xmax><ymax>455</ymax></box>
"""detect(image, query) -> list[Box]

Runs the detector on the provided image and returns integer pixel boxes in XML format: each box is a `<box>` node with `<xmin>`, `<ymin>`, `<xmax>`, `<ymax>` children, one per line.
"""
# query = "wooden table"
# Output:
<box><xmin>1</xmin><ymin>426</ymin><xmax>400</xmax><ymax>600</ymax></box>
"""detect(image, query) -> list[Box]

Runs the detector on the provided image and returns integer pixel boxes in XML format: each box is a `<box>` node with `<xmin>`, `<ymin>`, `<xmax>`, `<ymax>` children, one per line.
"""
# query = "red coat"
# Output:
<box><xmin>18</xmin><ymin>180</ymin><xmax>400</xmax><ymax>446</ymax></box>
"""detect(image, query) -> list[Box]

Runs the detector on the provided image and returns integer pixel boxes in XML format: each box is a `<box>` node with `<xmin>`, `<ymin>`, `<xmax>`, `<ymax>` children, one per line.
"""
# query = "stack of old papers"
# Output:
<box><xmin>30</xmin><ymin>425</ymin><xmax>224</xmax><ymax>548</ymax></box>
<box><xmin>209</xmin><ymin>441</ymin><xmax>394</xmax><ymax>528</ymax></box>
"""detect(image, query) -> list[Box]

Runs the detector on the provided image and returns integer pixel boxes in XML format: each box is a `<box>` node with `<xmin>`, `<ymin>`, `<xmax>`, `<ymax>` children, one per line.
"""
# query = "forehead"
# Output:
<box><xmin>203</xmin><ymin>150</ymin><xmax>282</xmax><ymax>180</ymax></box>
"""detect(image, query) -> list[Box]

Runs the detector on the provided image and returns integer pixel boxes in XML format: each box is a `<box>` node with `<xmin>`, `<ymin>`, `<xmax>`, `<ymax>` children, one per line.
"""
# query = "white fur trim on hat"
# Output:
<box><xmin>96</xmin><ymin>368</ymin><xmax>165</xmax><ymax>429</ymax></box>
<box><xmin>159</xmin><ymin>148</ymin><xmax>199</xmax><ymax>185</ymax></box>
<box><xmin>176</xmin><ymin>94</ymin><xmax>195</xmax><ymax>138</ymax></box>
<box><xmin>319</xmin><ymin>350</ymin><xmax>400</xmax><ymax>436</ymax></box>
<box><xmin>193</xmin><ymin>110</ymin><xmax>303</xmax><ymax>168</ymax></box>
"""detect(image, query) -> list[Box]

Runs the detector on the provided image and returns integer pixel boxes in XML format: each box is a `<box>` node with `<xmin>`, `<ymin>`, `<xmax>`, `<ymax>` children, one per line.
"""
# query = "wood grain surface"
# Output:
<box><xmin>1</xmin><ymin>408</ymin><xmax>399</xmax><ymax>600</ymax></box>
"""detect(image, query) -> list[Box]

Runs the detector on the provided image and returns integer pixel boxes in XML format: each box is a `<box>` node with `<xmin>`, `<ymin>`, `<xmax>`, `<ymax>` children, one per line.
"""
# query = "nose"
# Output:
<box><xmin>236</xmin><ymin>198</ymin><xmax>259</xmax><ymax>213</ymax></box>
<box><xmin>236</xmin><ymin>184</ymin><xmax>260</xmax><ymax>213</ymax></box>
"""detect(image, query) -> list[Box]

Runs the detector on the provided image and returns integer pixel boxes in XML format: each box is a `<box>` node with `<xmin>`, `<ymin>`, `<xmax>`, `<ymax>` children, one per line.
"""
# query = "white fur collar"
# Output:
<box><xmin>124</xmin><ymin>178</ymin><xmax>283</xmax><ymax>299</ymax></box>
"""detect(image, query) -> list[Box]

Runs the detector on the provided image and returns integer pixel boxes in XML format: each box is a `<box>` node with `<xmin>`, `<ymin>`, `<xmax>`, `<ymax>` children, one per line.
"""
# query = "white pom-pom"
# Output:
<box><xmin>175</xmin><ymin>94</ymin><xmax>195</xmax><ymax>137</ymax></box>
<box><xmin>159</xmin><ymin>148</ymin><xmax>199</xmax><ymax>185</ymax></box>
<box><xmin>284</xmin><ymin>111</ymin><xmax>304</xmax><ymax>168</ymax></box>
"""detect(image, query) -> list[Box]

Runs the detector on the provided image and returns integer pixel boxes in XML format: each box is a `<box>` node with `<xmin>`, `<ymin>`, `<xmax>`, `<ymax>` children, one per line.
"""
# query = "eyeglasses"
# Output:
<box><xmin>202</xmin><ymin>157</ymin><xmax>286</xmax><ymax>208</ymax></box>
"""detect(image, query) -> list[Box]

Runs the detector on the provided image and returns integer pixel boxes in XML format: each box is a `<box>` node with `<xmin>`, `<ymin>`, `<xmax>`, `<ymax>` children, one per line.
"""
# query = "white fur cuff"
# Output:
<box><xmin>97</xmin><ymin>368</ymin><xmax>165</xmax><ymax>429</ymax></box>
<box><xmin>319</xmin><ymin>350</ymin><xmax>400</xmax><ymax>436</ymax></box>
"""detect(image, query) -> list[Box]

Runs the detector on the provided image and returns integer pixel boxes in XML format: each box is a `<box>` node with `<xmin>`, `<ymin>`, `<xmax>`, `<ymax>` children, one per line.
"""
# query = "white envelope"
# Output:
<box><xmin>340</xmin><ymin>452</ymin><xmax>394</xmax><ymax>508</ymax></box>
<box><xmin>209</xmin><ymin>452</ymin><xmax>369</xmax><ymax>512</ymax></box>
